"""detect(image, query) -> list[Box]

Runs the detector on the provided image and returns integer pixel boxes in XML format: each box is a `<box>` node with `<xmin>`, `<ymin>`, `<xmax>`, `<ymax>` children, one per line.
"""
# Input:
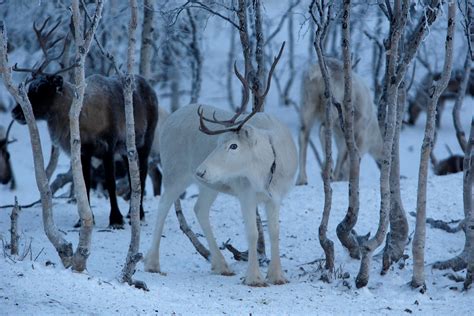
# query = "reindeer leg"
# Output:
<box><xmin>138</xmin><ymin>148</ymin><xmax>150</xmax><ymax>221</ymax></box>
<box><xmin>144</xmin><ymin>180</ymin><xmax>187</xmax><ymax>274</ymax></box>
<box><xmin>74</xmin><ymin>149</ymin><xmax>94</xmax><ymax>228</ymax></box>
<box><xmin>239</xmin><ymin>192</ymin><xmax>266</xmax><ymax>287</ymax></box>
<box><xmin>265</xmin><ymin>199</ymin><xmax>287</xmax><ymax>285</ymax></box>
<box><xmin>296</xmin><ymin>123</ymin><xmax>312</xmax><ymax>185</ymax></box>
<box><xmin>104</xmin><ymin>151</ymin><xmax>124</xmax><ymax>229</ymax></box>
<box><xmin>194</xmin><ymin>185</ymin><xmax>233</xmax><ymax>275</ymax></box>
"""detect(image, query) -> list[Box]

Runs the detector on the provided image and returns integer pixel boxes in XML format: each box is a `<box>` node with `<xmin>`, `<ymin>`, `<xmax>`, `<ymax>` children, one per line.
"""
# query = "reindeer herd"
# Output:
<box><xmin>0</xmin><ymin>18</ymin><xmax>471</xmax><ymax>287</ymax></box>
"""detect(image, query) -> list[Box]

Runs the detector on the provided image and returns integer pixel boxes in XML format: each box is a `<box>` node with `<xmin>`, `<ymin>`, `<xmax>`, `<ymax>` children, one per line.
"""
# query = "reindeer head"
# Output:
<box><xmin>195</xmin><ymin>43</ymin><xmax>285</xmax><ymax>187</ymax></box>
<box><xmin>10</xmin><ymin>17</ymin><xmax>72</xmax><ymax>125</ymax></box>
<box><xmin>0</xmin><ymin>120</ymin><xmax>15</xmax><ymax>185</ymax></box>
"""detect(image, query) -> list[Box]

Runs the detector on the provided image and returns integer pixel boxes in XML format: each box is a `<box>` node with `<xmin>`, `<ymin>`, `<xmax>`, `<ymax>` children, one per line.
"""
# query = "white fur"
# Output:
<box><xmin>144</xmin><ymin>104</ymin><xmax>297</xmax><ymax>286</ymax></box>
<box><xmin>296</xmin><ymin>59</ymin><xmax>383</xmax><ymax>184</ymax></box>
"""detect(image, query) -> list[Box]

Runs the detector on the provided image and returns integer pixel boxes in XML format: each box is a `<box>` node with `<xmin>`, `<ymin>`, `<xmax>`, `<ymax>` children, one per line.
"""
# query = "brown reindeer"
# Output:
<box><xmin>0</xmin><ymin>120</ymin><xmax>16</xmax><ymax>189</ymax></box>
<box><xmin>407</xmin><ymin>69</ymin><xmax>474</xmax><ymax>127</ymax></box>
<box><xmin>11</xmin><ymin>18</ymin><xmax>158</xmax><ymax>228</ymax></box>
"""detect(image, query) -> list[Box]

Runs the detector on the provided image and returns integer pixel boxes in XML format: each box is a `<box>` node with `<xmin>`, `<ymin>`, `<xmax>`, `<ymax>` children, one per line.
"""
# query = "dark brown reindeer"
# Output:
<box><xmin>407</xmin><ymin>69</ymin><xmax>474</xmax><ymax>127</ymax></box>
<box><xmin>11</xmin><ymin>18</ymin><xmax>158</xmax><ymax>228</ymax></box>
<box><xmin>0</xmin><ymin>120</ymin><xmax>16</xmax><ymax>189</ymax></box>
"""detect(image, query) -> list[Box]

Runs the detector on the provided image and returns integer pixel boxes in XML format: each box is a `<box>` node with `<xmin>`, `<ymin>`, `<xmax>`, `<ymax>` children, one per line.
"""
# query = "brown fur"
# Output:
<box><xmin>408</xmin><ymin>69</ymin><xmax>474</xmax><ymax>127</ymax></box>
<box><xmin>12</xmin><ymin>74</ymin><xmax>158</xmax><ymax>227</ymax></box>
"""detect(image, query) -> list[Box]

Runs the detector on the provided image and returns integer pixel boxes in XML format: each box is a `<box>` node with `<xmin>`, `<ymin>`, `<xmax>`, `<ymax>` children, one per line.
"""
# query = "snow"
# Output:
<box><xmin>1</xmin><ymin>2</ymin><xmax>473</xmax><ymax>315</ymax></box>
<box><xmin>0</xmin><ymin>97</ymin><xmax>471</xmax><ymax>314</ymax></box>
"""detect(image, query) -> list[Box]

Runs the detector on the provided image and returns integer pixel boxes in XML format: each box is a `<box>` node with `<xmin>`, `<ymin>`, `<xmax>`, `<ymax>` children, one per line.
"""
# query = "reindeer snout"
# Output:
<box><xmin>196</xmin><ymin>169</ymin><xmax>206</xmax><ymax>179</ymax></box>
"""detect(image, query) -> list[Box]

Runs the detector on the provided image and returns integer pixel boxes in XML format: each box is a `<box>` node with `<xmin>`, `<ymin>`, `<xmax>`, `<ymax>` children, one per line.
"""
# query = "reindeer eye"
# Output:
<box><xmin>229</xmin><ymin>144</ymin><xmax>238</xmax><ymax>150</ymax></box>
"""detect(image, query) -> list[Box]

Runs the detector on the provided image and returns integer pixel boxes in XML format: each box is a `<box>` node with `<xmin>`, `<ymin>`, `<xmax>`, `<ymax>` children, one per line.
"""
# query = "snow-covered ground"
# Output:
<box><xmin>1</xmin><ymin>2</ymin><xmax>473</xmax><ymax>314</ymax></box>
<box><xmin>0</xmin><ymin>94</ymin><xmax>471</xmax><ymax>314</ymax></box>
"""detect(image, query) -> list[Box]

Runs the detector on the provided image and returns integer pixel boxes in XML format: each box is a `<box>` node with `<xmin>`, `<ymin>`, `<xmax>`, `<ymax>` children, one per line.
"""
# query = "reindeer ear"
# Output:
<box><xmin>241</xmin><ymin>125</ymin><xmax>257</xmax><ymax>146</ymax></box>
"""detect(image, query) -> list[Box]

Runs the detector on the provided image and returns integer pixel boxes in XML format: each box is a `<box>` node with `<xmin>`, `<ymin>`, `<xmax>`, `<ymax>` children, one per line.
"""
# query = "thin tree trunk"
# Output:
<box><xmin>336</xmin><ymin>0</ymin><xmax>361</xmax><ymax>261</ymax></box>
<box><xmin>170</xmin><ymin>61</ymin><xmax>180</xmax><ymax>112</ymax></box>
<box><xmin>411</xmin><ymin>2</ymin><xmax>456</xmax><ymax>289</ymax></box>
<box><xmin>10</xmin><ymin>197</ymin><xmax>20</xmax><ymax>256</ymax></box>
<box><xmin>139</xmin><ymin>0</ymin><xmax>154</xmax><ymax>80</ymax></box>
<box><xmin>431</xmin><ymin>121</ymin><xmax>472</xmax><ymax>280</ymax></box>
<box><xmin>46</xmin><ymin>145</ymin><xmax>60</xmax><ymax>181</ymax></box>
<box><xmin>70</xmin><ymin>0</ymin><xmax>103</xmax><ymax>272</ymax></box>
<box><xmin>462</xmin><ymin>120</ymin><xmax>474</xmax><ymax>290</ymax></box>
<box><xmin>356</xmin><ymin>0</ymin><xmax>409</xmax><ymax>289</ymax></box>
<box><xmin>452</xmin><ymin>46</ymin><xmax>471</xmax><ymax>153</ymax></box>
<box><xmin>382</xmin><ymin>83</ymin><xmax>409</xmax><ymax>274</ymax></box>
<box><xmin>227</xmin><ymin>27</ymin><xmax>236</xmax><ymax>110</ymax></box>
<box><xmin>0</xmin><ymin>24</ymin><xmax>73</xmax><ymax>268</ymax></box>
<box><xmin>310</xmin><ymin>0</ymin><xmax>335</xmax><ymax>279</ymax></box>
<box><xmin>120</xmin><ymin>0</ymin><xmax>146</xmax><ymax>290</ymax></box>
<box><xmin>187</xmin><ymin>8</ymin><xmax>202</xmax><ymax>104</ymax></box>
<box><xmin>253</xmin><ymin>0</ymin><xmax>265</xmax><ymax>111</ymax></box>
<box><xmin>175</xmin><ymin>199</ymin><xmax>210</xmax><ymax>260</ymax></box>
<box><xmin>237</xmin><ymin>0</ymin><xmax>256</xmax><ymax>104</ymax></box>
<box><xmin>282</xmin><ymin>10</ymin><xmax>295</xmax><ymax>107</ymax></box>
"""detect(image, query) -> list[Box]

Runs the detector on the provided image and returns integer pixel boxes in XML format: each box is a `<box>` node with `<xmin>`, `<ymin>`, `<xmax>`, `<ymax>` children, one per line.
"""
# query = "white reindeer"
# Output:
<box><xmin>296</xmin><ymin>58</ymin><xmax>383</xmax><ymax>184</ymax></box>
<box><xmin>144</xmin><ymin>47</ymin><xmax>297</xmax><ymax>286</ymax></box>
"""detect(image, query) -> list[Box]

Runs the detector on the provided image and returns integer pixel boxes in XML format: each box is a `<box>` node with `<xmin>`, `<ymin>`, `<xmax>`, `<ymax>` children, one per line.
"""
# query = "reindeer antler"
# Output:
<box><xmin>198</xmin><ymin>42</ymin><xmax>285</xmax><ymax>135</ymax></box>
<box><xmin>12</xmin><ymin>17</ymin><xmax>73</xmax><ymax>79</ymax></box>
<box><xmin>1</xmin><ymin>120</ymin><xmax>16</xmax><ymax>147</ymax></box>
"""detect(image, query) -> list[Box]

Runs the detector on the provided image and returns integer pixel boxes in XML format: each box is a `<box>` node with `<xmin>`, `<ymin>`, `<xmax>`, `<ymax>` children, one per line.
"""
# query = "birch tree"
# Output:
<box><xmin>120</xmin><ymin>0</ymin><xmax>147</xmax><ymax>290</ymax></box>
<box><xmin>334</xmin><ymin>0</ymin><xmax>362</xmax><ymax>262</ymax></box>
<box><xmin>309</xmin><ymin>0</ymin><xmax>335</xmax><ymax>279</ymax></box>
<box><xmin>411</xmin><ymin>2</ymin><xmax>456</xmax><ymax>289</ymax></box>
<box><xmin>139</xmin><ymin>0</ymin><xmax>155</xmax><ymax>80</ymax></box>
<box><xmin>356</xmin><ymin>0</ymin><xmax>446</xmax><ymax>288</ymax></box>
<box><xmin>70</xmin><ymin>0</ymin><xmax>103</xmax><ymax>272</ymax></box>
<box><xmin>0</xmin><ymin>22</ymin><xmax>73</xmax><ymax>268</ymax></box>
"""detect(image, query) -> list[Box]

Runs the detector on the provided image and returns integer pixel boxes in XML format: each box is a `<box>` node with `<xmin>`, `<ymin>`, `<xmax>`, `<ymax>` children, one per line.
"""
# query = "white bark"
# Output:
<box><xmin>139</xmin><ymin>0</ymin><xmax>154</xmax><ymax>80</ymax></box>
<box><xmin>411</xmin><ymin>1</ymin><xmax>456</xmax><ymax>289</ymax></box>
<box><xmin>120</xmin><ymin>0</ymin><xmax>146</xmax><ymax>290</ymax></box>
<box><xmin>336</xmin><ymin>0</ymin><xmax>361</xmax><ymax>261</ymax></box>
<box><xmin>0</xmin><ymin>22</ymin><xmax>73</xmax><ymax>268</ymax></box>
<box><xmin>70</xmin><ymin>0</ymin><xmax>103</xmax><ymax>272</ymax></box>
<box><xmin>309</xmin><ymin>0</ymin><xmax>335</xmax><ymax>278</ymax></box>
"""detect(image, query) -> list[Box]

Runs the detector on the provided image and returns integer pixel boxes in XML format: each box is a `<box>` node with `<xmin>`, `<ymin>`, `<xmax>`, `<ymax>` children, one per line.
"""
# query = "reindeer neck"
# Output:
<box><xmin>46</xmin><ymin>82</ymin><xmax>75</xmax><ymax>153</ymax></box>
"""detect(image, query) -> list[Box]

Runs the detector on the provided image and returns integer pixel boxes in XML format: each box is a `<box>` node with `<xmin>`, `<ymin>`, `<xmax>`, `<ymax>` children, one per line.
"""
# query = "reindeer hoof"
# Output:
<box><xmin>295</xmin><ymin>178</ymin><xmax>308</xmax><ymax>186</ymax></box>
<box><xmin>267</xmin><ymin>275</ymin><xmax>289</xmax><ymax>285</ymax></box>
<box><xmin>243</xmin><ymin>275</ymin><xmax>267</xmax><ymax>287</ymax></box>
<box><xmin>109</xmin><ymin>223</ymin><xmax>125</xmax><ymax>230</ymax></box>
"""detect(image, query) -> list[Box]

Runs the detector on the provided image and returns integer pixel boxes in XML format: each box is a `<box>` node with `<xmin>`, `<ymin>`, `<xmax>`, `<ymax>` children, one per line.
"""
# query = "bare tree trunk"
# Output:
<box><xmin>227</xmin><ymin>27</ymin><xmax>236</xmax><ymax>110</ymax></box>
<box><xmin>170</xmin><ymin>62</ymin><xmax>180</xmax><ymax>112</ymax></box>
<box><xmin>46</xmin><ymin>145</ymin><xmax>60</xmax><ymax>181</ymax></box>
<box><xmin>452</xmin><ymin>43</ymin><xmax>471</xmax><ymax>153</ymax></box>
<box><xmin>187</xmin><ymin>8</ymin><xmax>202</xmax><ymax>104</ymax></box>
<box><xmin>431</xmin><ymin>122</ymin><xmax>473</xmax><ymax>277</ymax></box>
<box><xmin>70</xmin><ymin>0</ymin><xmax>103</xmax><ymax>272</ymax></box>
<box><xmin>336</xmin><ymin>0</ymin><xmax>361</xmax><ymax>261</ymax></box>
<box><xmin>139</xmin><ymin>0</ymin><xmax>154</xmax><ymax>80</ymax></box>
<box><xmin>356</xmin><ymin>0</ymin><xmax>409</xmax><ymax>289</ymax></box>
<box><xmin>237</xmin><ymin>0</ymin><xmax>256</xmax><ymax>105</ymax></box>
<box><xmin>411</xmin><ymin>2</ymin><xmax>456</xmax><ymax>289</ymax></box>
<box><xmin>382</xmin><ymin>83</ymin><xmax>409</xmax><ymax>274</ymax></box>
<box><xmin>462</xmin><ymin>120</ymin><xmax>474</xmax><ymax>290</ymax></box>
<box><xmin>10</xmin><ymin>197</ymin><xmax>20</xmax><ymax>256</ymax></box>
<box><xmin>310</xmin><ymin>0</ymin><xmax>335</xmax><ymax>279</ymax></box>
<box><xmin>175</xmin><ymin>199</ymin><xmax>210</xmax><ymax>260</ymax></box>
<box><xmin>120</xmin><ymin>0</ymin><xmax>146</xmax><ymax>290</ymax></box>
<box><xmin>253</xmin><ymin>0</ymin><xmax>265</xmax><ymax>111</ymax></box>
<box><xmin>0</xmin><ymin>23</ymin><xmax>73</xmax><ymax>268</ymax></box>
<box><xmin>282</xmin><ymin>9</ymin><xmax>295</xmax><ymax>107</ymax></box>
